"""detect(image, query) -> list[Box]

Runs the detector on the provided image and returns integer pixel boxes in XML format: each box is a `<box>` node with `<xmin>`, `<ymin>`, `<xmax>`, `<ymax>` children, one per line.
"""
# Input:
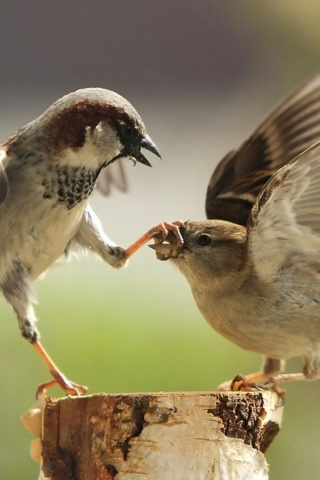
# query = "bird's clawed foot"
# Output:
<box><xmin>232</xmin><ymin>374</ymin><xmax>287</xmax><ymax>404</ymax></box>
<box><xmin>219</xmin><ymin>374</ymin><xmax>287</xmax><ymax>404</ymax></box>
<box><xmin>124</xmin><ymin>220</ymin><xmax>184</xmax><ymax>259</ymax></box>
<box><xmin>36</xmin><ymin>375</ymin><xmax>87</xmax><ymax>398</ymax></box>
<box><xmin>32</xmin><ymin>340</ymin><xmax>87</xmax><ymax>398</ymax></box>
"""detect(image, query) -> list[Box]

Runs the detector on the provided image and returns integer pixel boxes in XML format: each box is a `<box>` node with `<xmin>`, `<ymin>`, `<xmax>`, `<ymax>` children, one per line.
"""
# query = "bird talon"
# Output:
<box><xmin>229</xmin><ymin>374</ymin><xmax>286</xmax><ymax>404</ymax></box>
<box><xmin>32</xmin><ymin>341</ymin><xmax>87</xmax><ymax>398</ymax></box>
<box><xmin>36</xmin><ymin>376</ymin><xmax>88</xmax><ymax>398</ymax></box>
<box><xmin>147</xmin><ymin>221</ymin><xmax>185</xmax><ymax>260</ymax></box>
<box><xmin>230</xmin><ymin>374</ymin><xmax>256</xmax><ymax>392</ymax></box>
<box><xmin>124</xmin><ymin>221</ymin><xmax>184</xmax><ymax>259</ymax></box>
<box><xmin>262</xmin><ymin>378</ymin><xmax>287</xmax><ymax>405</ymax></box>
<box><xmin>148</xmin><ymin>221</ymin><xmax>185</xmax><ymax>245</ymax></box>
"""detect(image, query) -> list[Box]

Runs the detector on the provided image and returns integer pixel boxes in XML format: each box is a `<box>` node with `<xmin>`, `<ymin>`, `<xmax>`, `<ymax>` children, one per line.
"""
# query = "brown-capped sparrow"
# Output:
<box><xmin>0</xmin><ymin>88</ymin><xmax>160</xmax><ymax>395</ymax></box>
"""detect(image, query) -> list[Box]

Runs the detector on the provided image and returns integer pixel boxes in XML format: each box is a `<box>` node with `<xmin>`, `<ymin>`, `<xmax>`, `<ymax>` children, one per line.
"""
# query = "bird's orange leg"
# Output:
<box><xmin>32</xmin><ymin>340</ymin><xmax>87</xmax><ymax>397</ymax></box>
<box><xmin>123</xmin><ymin>221</ymin><xmax>184</xmax><ymax>258</ymax></box>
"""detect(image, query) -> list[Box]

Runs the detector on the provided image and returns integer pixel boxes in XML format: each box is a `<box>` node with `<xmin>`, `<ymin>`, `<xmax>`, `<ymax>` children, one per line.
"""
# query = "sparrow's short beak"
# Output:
<box><xmin>134</xmin><ymin>134</ymin><xmax>161</xmax><ymax>167</ymax></box>
<box><xmin>149</xmin><ymin>242</ymin><xmax>180</xmax><ymax>261</ymax></box>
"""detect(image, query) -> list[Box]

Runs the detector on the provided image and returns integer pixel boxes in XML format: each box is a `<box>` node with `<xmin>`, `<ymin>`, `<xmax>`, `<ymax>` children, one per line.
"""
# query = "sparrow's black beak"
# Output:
<box><xmin>134</xmin><ymin>134</ymin><xmax>161</xmax><ymax>167</ymax></box>
<box><xmin>116</xmin><ymin>128</ymin><xmax>161</xmax><ymax>167</ymax></box>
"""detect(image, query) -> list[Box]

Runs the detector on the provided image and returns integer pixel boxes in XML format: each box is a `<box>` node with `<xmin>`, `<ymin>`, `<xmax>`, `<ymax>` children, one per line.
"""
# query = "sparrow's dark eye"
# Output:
<box><xmin>118</xmin><ymin>122</ymin><xmax>138</xmax><ymax>143</ymax></box>
<box><xmin>197</xmin><ymin>233</ymin><xmax>212</xmax><ymax>246</ymax></box>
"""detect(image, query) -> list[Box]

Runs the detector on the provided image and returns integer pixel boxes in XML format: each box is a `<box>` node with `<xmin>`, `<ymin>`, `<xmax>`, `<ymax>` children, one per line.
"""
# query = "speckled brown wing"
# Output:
<box><xmin>206</xmin><ymin>74</ymin><xmax>320</xmax><ymax>226</ymax></box>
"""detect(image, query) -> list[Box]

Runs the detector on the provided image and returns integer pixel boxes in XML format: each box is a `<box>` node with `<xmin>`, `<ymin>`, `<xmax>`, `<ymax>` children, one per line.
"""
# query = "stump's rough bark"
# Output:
<box><xmin>22</xmin><ymin>391</ymin><xmax>282</xmax><ymax>480</ymax></box>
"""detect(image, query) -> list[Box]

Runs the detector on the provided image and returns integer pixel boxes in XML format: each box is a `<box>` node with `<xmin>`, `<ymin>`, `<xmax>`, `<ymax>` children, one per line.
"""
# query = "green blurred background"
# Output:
<box><xmin>1</xmin><ymin>1</ymin><xmax>320</xmax><ymax>478</ymax></box>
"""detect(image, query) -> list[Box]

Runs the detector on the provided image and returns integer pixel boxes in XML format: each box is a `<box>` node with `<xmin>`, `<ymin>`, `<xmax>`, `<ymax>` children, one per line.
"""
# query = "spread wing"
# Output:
<box><xmin>247</xmin><ymin>142</ymin><xmax>320</xmax><ymax>281</ymax></box>
<box><xmin>96</xmin><ymin>159</ymin><xmax>127</xmax><ymax>195</ymax></box>
<box><xmin>206</xmin><ymin>73</ymin><xmax>320</xmax><ymax>226</ymax></box>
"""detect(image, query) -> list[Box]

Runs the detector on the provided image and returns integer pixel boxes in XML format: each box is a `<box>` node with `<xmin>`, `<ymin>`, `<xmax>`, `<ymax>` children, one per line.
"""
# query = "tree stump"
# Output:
<box><xmin>22</xmin><ymin>391</ymin><xmax>282</xmax><ymax>480</ymax></box>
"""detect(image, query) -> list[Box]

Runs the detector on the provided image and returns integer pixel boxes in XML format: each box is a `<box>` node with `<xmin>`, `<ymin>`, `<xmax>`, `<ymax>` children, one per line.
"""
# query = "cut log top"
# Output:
<box><xmin>22</xmin><ymin>391</ymin><xmax>283</xmax><ymax>480</ymax></box>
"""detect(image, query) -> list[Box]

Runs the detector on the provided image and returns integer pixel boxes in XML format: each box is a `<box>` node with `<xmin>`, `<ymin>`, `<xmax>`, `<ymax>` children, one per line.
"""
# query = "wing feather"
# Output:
<box><xmin>248</xmin><ymin>142</ymin><xmax>320</xmax><ymax>281</ymax></box>
<box><xmin>206</xmin><ymin>74</ymin><xmax>320</xmax><ymax>225</ymax></box>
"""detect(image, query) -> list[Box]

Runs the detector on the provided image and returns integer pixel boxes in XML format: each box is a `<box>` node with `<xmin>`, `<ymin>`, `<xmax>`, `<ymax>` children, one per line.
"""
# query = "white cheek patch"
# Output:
<box><xmin>58</xmin><ymin>123</ymin><xmax>122</xmax><ymax>170</ymax></box>
<box><xmin>90</xmin><ymin>122</ymin><xmax>122</xmax><ymax>158</ymax></box>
